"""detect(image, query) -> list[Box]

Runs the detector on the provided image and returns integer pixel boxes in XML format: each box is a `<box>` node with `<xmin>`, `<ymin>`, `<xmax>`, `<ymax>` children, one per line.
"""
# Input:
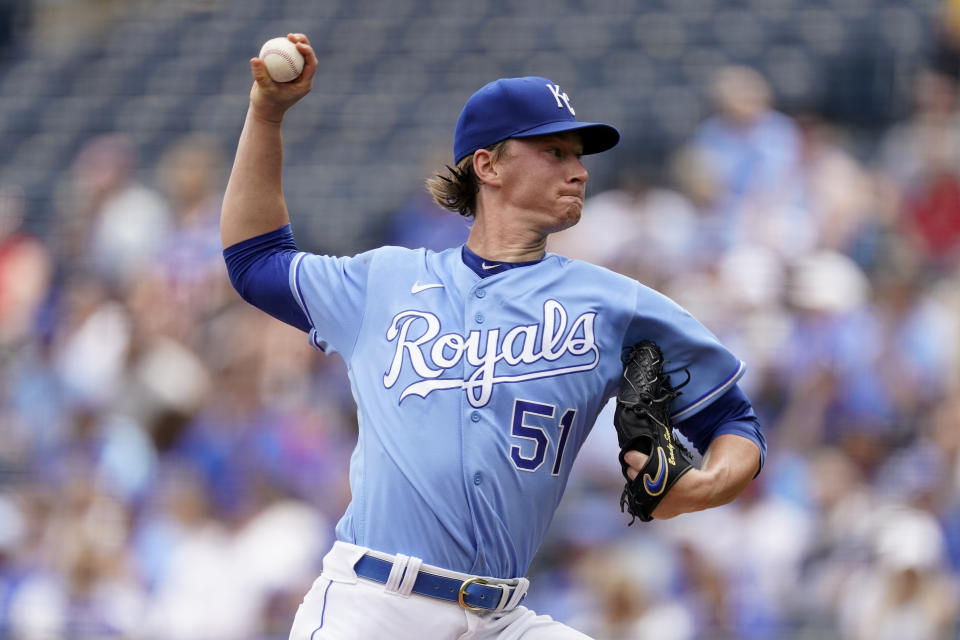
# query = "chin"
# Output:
<box><xmin>549</xmin><ymin>208</ymin><xmax>581</xmax><ymax>234</ymax></box>
<box><xmin>564</xmin><ymin>203</ymin><xmax>583</xmax><ymax>226</ymax></box>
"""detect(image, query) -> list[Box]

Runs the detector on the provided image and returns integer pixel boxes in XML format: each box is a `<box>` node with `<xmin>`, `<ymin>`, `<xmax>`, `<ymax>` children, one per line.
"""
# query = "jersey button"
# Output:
<box><xmin>475</xmin><ymin>289</ymin><xmax>486</xmax><ymax>298</ymax></box>
<box><xmin>470</xmin><ymin>411</ymin><xmax>481</xmax><ymax>423</ymax></box>
<box><xmin>473</xmin><ymin>472</ymin><xmax>482</xmax><ymax>485</ymax></box>
<box><xmin>474</xmin><ymin>313</ymin><xmax>484</xmax><ymax>324</ymax></box>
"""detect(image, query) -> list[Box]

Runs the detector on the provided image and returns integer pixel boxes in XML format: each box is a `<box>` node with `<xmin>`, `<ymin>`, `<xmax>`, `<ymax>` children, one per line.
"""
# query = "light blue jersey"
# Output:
<box><xmin>289</xmin><ymin>245</ymin><xmax>744</xmax><ymax>579</ymax></box>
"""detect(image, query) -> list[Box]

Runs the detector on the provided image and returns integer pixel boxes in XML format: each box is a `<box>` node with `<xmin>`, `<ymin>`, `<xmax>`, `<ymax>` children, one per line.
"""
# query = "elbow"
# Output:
<box><xmin>702</xmin><ymin>433</ymin><xmax>765</xmax><ymax>509</ymax></box>
<box><xmin>224</xmin><ymin>258</ymin><xmax>252</xmax><ymax>301</ymax></box>
<box><xmin>713</xmin><ymin>464</ymin><xmax>759</xmax><ymax>508</ymax></box>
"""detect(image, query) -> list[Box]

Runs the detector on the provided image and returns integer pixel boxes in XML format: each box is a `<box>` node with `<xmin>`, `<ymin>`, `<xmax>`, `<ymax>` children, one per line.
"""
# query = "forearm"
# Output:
<box><xmin>221</xmin><ymin>108</ymin><xmax>291</xmax><ymax>248</ymax></box>
<box><xmin>643</xmin><ymin>433</ymin><xmax>762</xmax><ymax>519</ymax></box>
<box><xmin>221</xmin><ymin>33</ymin><xmax>317</xmax><ymax>248</ymax></box>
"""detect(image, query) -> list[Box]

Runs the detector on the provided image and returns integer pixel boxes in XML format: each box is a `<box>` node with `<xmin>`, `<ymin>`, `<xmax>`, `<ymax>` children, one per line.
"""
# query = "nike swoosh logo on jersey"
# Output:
<box><xmin>643</xmin><ymin>447</ymin><xmax>668</xmax><ymax>496</ymax></box>
<box><xmin>481</xmin><ymin>262</ymin><xmax>501</xmax><ymax>270</ymax></box>
<box><xmin>411</xmin><ymin>281</ymin><xmax>444</xmax><ymax>294</ymax></box>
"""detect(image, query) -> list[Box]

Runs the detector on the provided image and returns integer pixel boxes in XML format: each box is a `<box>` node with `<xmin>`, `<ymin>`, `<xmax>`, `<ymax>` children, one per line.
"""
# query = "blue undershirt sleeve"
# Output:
<box><xmin>675</xmin><ymin>385</ymin><xmax>767</xmax><ymax>474</ymax></box>
<box><xmin>222</xmin><ymin>224</ymin><xmax>311</xmax><ymax>333</ymax></box>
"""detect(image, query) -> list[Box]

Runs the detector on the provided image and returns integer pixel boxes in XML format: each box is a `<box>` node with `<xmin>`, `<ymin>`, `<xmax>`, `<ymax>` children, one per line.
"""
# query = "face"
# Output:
<box><xmin>492</xmin><ymin>132</ymin><xmax>589</xmax><ymax>233</ymax></box>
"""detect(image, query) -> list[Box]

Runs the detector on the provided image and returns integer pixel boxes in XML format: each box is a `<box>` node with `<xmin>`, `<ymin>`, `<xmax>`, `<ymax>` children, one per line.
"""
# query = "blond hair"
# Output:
<box><xmin>425</xmin><ymin>141</ymin><xmax>509</xmax><ymax>218</ymax></box>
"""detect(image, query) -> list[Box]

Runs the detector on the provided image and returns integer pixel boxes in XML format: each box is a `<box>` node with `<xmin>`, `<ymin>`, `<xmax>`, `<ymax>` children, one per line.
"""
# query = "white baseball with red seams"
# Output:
<box><xmin>259</xmin><ymin>37</ymin><xmax>304</xmax><ymax>83</ymax></box>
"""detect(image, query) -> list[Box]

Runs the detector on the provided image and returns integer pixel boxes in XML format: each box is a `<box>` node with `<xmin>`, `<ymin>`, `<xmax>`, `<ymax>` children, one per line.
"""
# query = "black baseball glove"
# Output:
<box><xmin>614</xmin><ymin>340</ymin><xmax>694</xmax><ymax>524</ymax></box>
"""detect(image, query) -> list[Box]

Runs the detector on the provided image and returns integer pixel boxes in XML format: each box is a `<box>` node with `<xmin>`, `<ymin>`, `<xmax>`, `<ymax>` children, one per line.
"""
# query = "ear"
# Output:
<box><xmin>473</xmin><ymin>148</ymin><xmax>502</xmax><ymax>186</ymax></box>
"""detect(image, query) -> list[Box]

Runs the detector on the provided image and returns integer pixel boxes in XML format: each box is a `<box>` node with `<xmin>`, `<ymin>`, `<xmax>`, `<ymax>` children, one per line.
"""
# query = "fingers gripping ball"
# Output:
<box><xmin>259</xmin><ymin>37</ymin><xmax>305</xmax><ymax>83</ymax></box>
<box><xmin>614</xmin><ymin>340</ymin><xmax>694</xmax><ymax>524</ymax></box>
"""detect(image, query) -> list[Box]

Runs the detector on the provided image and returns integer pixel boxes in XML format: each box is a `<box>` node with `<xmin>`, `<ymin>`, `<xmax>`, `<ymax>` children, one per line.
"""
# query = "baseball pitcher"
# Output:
<box><xmin>221</xmin><ymin>34</ymin><xmax>766</xmax><ymax>640</ymax></box>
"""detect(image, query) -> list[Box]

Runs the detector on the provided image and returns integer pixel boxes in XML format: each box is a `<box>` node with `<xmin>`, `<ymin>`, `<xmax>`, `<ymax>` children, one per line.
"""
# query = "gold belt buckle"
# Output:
<box><xmin>457</xmin><ymin>577</ymin><xmax>490</xmax><ymax>611</ymax></box>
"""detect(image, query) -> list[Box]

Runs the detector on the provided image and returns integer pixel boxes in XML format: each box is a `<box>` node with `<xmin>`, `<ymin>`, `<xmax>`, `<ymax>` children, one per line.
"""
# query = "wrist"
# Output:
<box><xmin>248</xmin><ymin>102</ymin><xmax>286</xmax><ymax>127</ymax></box>
<box><xmin>654</xmin><ymin>467</ymin><xmax>713</xmax><ymax>519</ymax></box>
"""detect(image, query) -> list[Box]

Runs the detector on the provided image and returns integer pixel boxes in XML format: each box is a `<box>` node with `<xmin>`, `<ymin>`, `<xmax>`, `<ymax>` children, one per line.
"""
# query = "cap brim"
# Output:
<box><xmin>512</xmin><ymin>121</ymin><xmax>620</xmax><ymax>155</ymax></box>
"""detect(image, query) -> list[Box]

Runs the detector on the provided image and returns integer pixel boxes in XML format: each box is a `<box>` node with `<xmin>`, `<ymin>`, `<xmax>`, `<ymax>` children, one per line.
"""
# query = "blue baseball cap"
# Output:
<box><xmin>453</xmin><ymin>76</ymin><xmax>620</xmax><ymax>164</ymax></box>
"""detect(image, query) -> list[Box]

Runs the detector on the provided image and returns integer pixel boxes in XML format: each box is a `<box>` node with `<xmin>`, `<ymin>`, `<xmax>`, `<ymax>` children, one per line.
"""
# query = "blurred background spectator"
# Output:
<box><xmin>2</xmin><ymin>1</ymin><xmax>960</xmax><ymax>638</ymax></box>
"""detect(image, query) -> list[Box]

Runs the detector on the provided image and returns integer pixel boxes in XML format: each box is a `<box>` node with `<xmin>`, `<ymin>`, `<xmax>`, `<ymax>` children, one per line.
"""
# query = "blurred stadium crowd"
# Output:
<box><xmin>2</xmin><ymin>0</ymin><xmax>960</xmax><ymax>638</ymax></box>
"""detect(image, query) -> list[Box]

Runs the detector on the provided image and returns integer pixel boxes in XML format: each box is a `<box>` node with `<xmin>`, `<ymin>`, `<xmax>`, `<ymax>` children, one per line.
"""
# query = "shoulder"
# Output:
<box><xmin>546</xmin><ymin>253</ymin><xmax>663</xmax><ymax>303</ymax></box>
<box><xmin>333</xmin><ymin>245</ymin><xmax>467</xmax><ymax>285</ymax></box>
<box><xmin>294</xmin><ymin>245</ymin><xmax>434</xmax><ymax>284</ymax></box>
<box><xmin>545</xmin><ymin>252</ymin><xmax>636</xmax><ymax>285</ymax></box>
<box><xmin>360</xmin><ymin>244</ymin><xmax>424</xmax><ymax>261</ymax></box>
<box><xmin>368</xmin><ymin>244</ymin><xmax>461</xmax><ymax>261</ymax></box>
<box><xmin>305</xmin><ymin>244</ymin><xmax>433</xmax><ymax>269</ymax></box>
<box><xmin>364</xmin><ymin>245</ymin><xmax>465</xmax><ymax>272</ymax></box>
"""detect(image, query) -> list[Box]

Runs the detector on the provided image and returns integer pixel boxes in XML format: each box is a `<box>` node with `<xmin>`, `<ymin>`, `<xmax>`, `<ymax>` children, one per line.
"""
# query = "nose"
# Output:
<box><xmin>569</xmin><ymin>156</ymin><xmax>588</xmax><ymax>184</ymax></box>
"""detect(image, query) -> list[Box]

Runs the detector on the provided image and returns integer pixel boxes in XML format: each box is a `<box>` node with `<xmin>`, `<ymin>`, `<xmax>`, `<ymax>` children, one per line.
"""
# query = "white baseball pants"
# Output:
<box><xmin>288</xmin><ymin>541</ymin><xmax>593</xmax><ymax>640</ymax></box>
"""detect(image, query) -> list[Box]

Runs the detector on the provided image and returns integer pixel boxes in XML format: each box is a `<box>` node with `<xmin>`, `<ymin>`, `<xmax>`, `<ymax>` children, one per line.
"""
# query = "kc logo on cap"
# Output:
<box><xmin>453</xmin><ymin>76</ymin><xmax>619</xmax><ymax>164</ymax></box>
<box><xmin>546</xmin><ymin>83</ymin><xmax>575</xmax><ymax>116</ymax></box>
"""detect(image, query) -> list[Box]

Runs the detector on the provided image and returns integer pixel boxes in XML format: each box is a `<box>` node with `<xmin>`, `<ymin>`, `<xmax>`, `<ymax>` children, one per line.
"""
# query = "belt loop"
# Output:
<box><xmin>504</xmin><ymin>578</ymin><xmax>529</xmax><ymax>610</ymax></box>
<box><xmin>398</xmin><ymin>556</ymin><xmax>422</xmax><ymax>596</ymax></box>
<box><xmin>385</xmin><ymin>554</ymin><xmax>409</xmax><ymax>593</ymax></box>
<box><xmin>494</xmin><ymin>584</ymin><xmax>512</xmax><ymax>611</ymax></box>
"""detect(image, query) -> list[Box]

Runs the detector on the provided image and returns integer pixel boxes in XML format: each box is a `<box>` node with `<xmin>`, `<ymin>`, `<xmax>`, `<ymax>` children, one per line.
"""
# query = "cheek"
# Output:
<box><xmin>510</xmin><ymin>177</ymin><xmax>545</xmax><ymax>207</ymax></box>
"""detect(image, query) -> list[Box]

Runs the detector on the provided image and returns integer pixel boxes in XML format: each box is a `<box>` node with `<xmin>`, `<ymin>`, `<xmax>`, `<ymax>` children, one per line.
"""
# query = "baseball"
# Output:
<box><xmin>258</xmin><ymin>37</ymin><xmax>304</xmax><ymax>83</ymax></box>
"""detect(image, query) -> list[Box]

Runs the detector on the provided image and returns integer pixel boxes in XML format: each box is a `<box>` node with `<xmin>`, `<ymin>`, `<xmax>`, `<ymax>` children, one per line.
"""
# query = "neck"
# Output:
<box><xmin>465</xmin><ymin>217</ymin><xmax>547</xmax><ymax>262</ymax></box>
<box><xmin>466</xmin><ymin>195</ymin><xmax>555</xmax><ymax>261</ymax></box>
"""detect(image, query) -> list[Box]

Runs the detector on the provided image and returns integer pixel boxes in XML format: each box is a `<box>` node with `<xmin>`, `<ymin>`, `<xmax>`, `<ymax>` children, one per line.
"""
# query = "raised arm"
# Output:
<box><xmin>220</xmin><ymin>33</ymin><xmax>318</xmax><ymax>249</ymax></box>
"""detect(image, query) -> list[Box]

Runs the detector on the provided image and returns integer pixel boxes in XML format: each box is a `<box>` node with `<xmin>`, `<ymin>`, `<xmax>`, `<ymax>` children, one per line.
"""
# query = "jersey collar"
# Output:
<box><xmin>461</xmin><ymin>245</ymin><xmax>544</xmax><ymax>278</ymax></box>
